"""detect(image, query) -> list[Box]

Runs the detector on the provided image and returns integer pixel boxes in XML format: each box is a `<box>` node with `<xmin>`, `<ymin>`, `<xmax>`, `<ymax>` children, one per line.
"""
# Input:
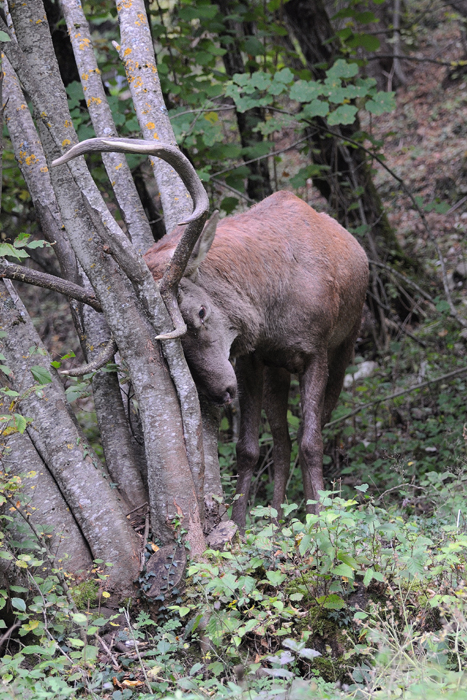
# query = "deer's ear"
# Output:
<box><xmin>185</xmin><ymin>211</ymin><xmax>219</xmax><ymax>279</ymax></box>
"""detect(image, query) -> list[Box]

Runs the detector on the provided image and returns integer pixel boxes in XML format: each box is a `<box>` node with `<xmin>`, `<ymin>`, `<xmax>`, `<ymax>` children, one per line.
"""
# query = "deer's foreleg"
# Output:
<box><xmin>231</xmin><ymin>354</ymin><xmax>264</xmax><ymax>528</ymax></box>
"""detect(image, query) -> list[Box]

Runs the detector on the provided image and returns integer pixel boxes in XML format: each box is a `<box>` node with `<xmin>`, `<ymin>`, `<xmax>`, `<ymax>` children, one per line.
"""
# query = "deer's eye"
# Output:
<box><xmin>198</xmin><ymin>306</ymin><xmax>207</xmax><ymax>321</ymax></box>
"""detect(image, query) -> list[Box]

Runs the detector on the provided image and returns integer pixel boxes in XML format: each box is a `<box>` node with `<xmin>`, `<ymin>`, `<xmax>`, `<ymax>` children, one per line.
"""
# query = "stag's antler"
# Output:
<box><xmin>52</xmin><ymin>137</ymin><xmax>210</xmax><ymax>343</ymax></box>
<box><xmin>52</xmin><ymin>137</ymin><xmax>208</xmax><ymax>225</ymax></box>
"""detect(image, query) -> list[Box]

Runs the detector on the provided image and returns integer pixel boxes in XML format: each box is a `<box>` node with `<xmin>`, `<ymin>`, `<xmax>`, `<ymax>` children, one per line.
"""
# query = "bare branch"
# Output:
<box><xmin>326</xmin><ymin>366</ymin><xmax>467</xmax><ymax>428</ymax></box>
<box><xmin>0</xmin><ymin>260</ymin><xmax>102</xmax><ymax>311</ymax></box>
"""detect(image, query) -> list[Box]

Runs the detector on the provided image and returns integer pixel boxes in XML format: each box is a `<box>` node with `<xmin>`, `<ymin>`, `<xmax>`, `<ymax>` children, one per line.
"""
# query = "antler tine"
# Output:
<box><xmin>52</xmin><ymin>137</ymin><xmax>209</xmax><ymax>224</ymax></box>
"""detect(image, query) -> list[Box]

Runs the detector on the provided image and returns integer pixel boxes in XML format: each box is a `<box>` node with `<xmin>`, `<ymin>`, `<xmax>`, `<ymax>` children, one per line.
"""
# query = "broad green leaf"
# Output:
<box><xmin>301</xmin><ymin>99</ymin><xmax>329</xmax><ymax>119</ymax></box>
<box><xmin>0</xmin><ymin>31</ymin><xmax>11</xmax><ymax>42</ymax></box>
<box><xmin>348</xmin><ymin>34</ymin><xmax>380</xmax><ymax>52</ymax></box>
<box><xmin>244</xmin><ymin>36</ymin><xmax>265</xmax><ymax>56</ymax></box>
<box><xmin>0</xmin><ymin>550</ymin><xmax>13</xmax><ymax>560</ymax></box>
<box><xmin>326</xmin><ymin>59</ymin><xmax>359</xmax><ymax>80</ymax></box>
<box><xmin>332</xmin><ymin>563</ymin><xmax>355</xmax><ymax>578</ymax></box>
<box><xmin>337</xmin><ymin>552</ymin><xmax>360</xmax><ymax>570</ymax></box>
<box><xmin>366</xmin><ymin>91</ymin><xmax>396</xmax><ymax>115</ymax></box>
<box><xmin>22</xmin><ymin>644</ymin><xmax>55</xmax><ymax>655</ymax></box>
<box><xmin>72</xmin><ymin>613</ymin><xmax>88</xmax><ymax>625</ymax></box>
<box><xmin>317</xmin><ymin>594</ymin><xmax>346</xmax><ymax>610</ymax></box>
<box><xmin>0</xmin><ymin>365</ymin><xmax>12</xmax><ymax>376</ymax></box>
<box><xmin>250</xmin><ymin>71</ymin><xmax>272</xmax><ymax>90</ymax></box>
<box><xmin>266</xmin><ymin>570</ymin><xmax>286</xmax><ymax>586</ymax></box>
<box><xmin>0</xmin><ymin>243</ymin><xmax>29</xmax><ymax>260</ymax></box>
<box><xmin>179</xmin><ymin>607</ymin><xmax>191</xmax><ymax>617</ymax></box>
<box><xmin>327</xmin><ymin>104</ymin><xmax>358</xmax><ymax>125</ymax></box>
<box><xmin>355</xmin><ymin>11</ymin><xmax>378</xmax><ymax>23</ymax></box>
<box><xmin>275</xmin><ymin>68</ymin><xmax>294</xmax><ymax>84</ymax></box>
<box><xmin>13</xmin><ymin>414</ymin><xmax>27</xmax><ymax>434</ymax></box>
<box><xmin>11</xmin><ymin>597</ymin><xmax>26</xmax><ymax>612</ymax></box>
<box><xmin>290</xmin><ymin>80</ymin><xmax>324</xmax><ymax>102</ymax></box>
<box><xmin>30</xmin><ymin>366</ymin><xmax>53</xmax><ymax>384</ymax></box>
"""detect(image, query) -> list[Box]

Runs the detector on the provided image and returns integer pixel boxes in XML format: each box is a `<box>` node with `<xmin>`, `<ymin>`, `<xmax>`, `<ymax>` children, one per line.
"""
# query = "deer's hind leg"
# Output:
<box><xmin>263</xmin><ymin>367</ymin><xmax>291</xmax><ymax>520</ymax></box>
<box><xmin>298</xmin><ymin>352</ymin><xmax>329</xmax><ymax>514</ymax></box>
<box><xmin>322</xmin><ymin>321</ymin><xmax>361</xmax><ymax>426</ymax></box>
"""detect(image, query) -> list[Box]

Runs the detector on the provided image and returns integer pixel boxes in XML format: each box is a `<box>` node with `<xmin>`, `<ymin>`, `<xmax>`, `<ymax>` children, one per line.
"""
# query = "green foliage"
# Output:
<box><xmin>3</xmin><ymin>480</ymin><xmax>467</xmax><ymax>698</ymax></box>
<box><xmin>0</xmin><ymin>233</ymin><xmax>50</xmax><ymax>261</ymax></box>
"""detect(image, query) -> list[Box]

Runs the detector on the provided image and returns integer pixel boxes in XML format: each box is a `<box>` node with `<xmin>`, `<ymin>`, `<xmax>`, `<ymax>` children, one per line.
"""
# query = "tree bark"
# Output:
<box><xmin>284</xmin><ymin>0</ymin><xmax>403</xmax><ymax>263</ymax></box>
<box><xmin>0</xmin><ymin>279</ymin><xmax>140</xmax><ymax>593</ymax></box>
<box><xmin>218</xmin><ymin>0</ymin><xmax>272</xmax><ymax>201</ymax></box>
<box><xmin>2</xmin><ymin>53</ymin><xmax>147</xmax><ymax>513</ymax></box>
<box><xmin>2</xmin><ymin>0</ymin><xmax>206</xmax><ymax>556</ymax></box>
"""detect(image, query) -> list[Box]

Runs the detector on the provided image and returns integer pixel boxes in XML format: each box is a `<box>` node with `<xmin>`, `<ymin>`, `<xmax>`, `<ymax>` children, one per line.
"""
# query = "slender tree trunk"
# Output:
<box><xmin>283</xmin><ymin>0</ymin><xmax>404</xmax><ymax>263</ymax></box>
<box><xmin>218</xmin><ymin>0</ymin><xmax>272</xmax><ymax>201</ymax></box>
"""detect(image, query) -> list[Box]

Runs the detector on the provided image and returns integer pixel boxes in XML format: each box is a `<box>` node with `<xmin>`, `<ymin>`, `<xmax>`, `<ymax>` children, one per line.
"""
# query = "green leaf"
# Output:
<box><xmin>366</xmin><ymin>91</ymin><xmax>396</xmax><ymax>115</ymax></box>
<box><xmin>0</xmin><ymin>31</ymin><xmax>11</xmax><ymax>42</ymax></box>
<box><xmin>317</xmin><ymin>594</ymin><xmax>346</xmax><ymax>610</ymax></box>
<box><xmin>332</xmin><ymin>563</ymin><xmax>355</xmax><ymax>578</ymax></box>
<box><xmin>355</xmin><ymin>483</ymin><xmax>369</xmax><ymax>493</ymax></box>
<box><xmin>25</xmin><ymin>240</ymin><xmax>49</xmax><ymax>250</ymax></box>
<box><xmin>30</xmin><ymin>366</ymin><xmax>53</xmax><ymax>385</ymax></box>
<box><xmin>22</xmin><ymin>644</ymin><xmax>55</xmax><ymax>655</ymax></box>
<box><xmin>250</xmin><ymin>71</ymin><xmax>272</xmax><ymax>90</ymax></box>
<box><xmin>244</xmin><ymin>36</ymin><xmax>265</xmax><ymax>56</ymax></box>
<box><xmin>290</xmin><ymin>80</ymin><xmax>324</xmax><ymax>102</ymax></box>
<box><xmin>11</xmin><ymin>597</ymin><xmax>26</xmax><ymax>612</ymax></box>
<box><xmin>72</xmin><ymin>613</ymin><xmax>89</xmax><ymax>625</ymax></box>
<box><xmin>0</xmin><ymin>243</ymin><xmax>29</xmax><ymax>260</ymax></box>
<box><xmin>266</xmin><ymin>570</ymin><xmax>286</xmax><ymax>586</ymax></box>
<box><xmin>337</xmin><ymin>552</ymin><xmax>360</xmax><ymax>570</ymax></box>
<box><xmin>355</xmin><ymin>11</ymin><xmax>377</xmax><ymax>23</ymax></box>
<box><xmin>0</xmin><ymin>365</ymin><xmax>12</xmax><ymax>376</ymax></box>
<box><xmin>12</xmin><ymin>414</ymin><xmax>27</xmax><ymax>434</ymax></box>
<box><xmin>327</xmin><ymin>104</ymin><xmax>358</xmax><ymax>125</ymax></box>
<box><xmin>0</xmin><ymin>550</ymin><xmax>13</xmax><ymax>560</ymax></box>
<box><xmin>68</xmin><ymin>638</ymin><xmax>85</xmax><ymax>648</ymax></box>
<box><xmin>179</xmin><ymin>607</ymin><xmax>191</xmax><ymax>617</ymax></box>
<box><xmin>348</xmin><ymin>34</ymin><xmax>380</xmax><ymax>52</ymax></box>
<box><xmin>289</xmin><ymin>592</ymin><xmax>303</xmax><ymax>601</ymax></box>
<box><xmin>275</xmin><ymin>68</ymin><xmax>294</xmax><ymax>84</ymax></box>
<box><xmin>326</xmin><ymin>59</ymin><xmax>359</xmax><ymax>80</ymax></box>
<box><xmin>301</xmin><ymin>99</ymin><xmax>329</xmax><ymax>119</ymax></box>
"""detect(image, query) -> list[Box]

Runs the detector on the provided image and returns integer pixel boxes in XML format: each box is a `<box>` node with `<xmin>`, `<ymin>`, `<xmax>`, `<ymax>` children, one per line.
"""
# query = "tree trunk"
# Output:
<box><xmin>218</xmin><ymin>0</ymin><xmax>272</xmax><ymax>201</ymax></box>
<box><xmin>284</xmin><ymin>0</ymin><xmax>404</xmax><ymax>264</ymax></box>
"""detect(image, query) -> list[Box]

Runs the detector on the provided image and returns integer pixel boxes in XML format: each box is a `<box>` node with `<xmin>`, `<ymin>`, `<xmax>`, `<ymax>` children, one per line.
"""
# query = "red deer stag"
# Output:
<box><xmin>54</xmin><ymin>138</ymin><xmax>369</xmax><ymax>527</ymax></box>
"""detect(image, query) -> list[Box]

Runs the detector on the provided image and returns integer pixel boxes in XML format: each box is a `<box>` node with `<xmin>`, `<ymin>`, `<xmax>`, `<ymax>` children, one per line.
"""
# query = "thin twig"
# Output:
<box><xmin>446</xmin><ymin>195</ymin><xmax>467</xmax><ymax>215</ymax></box>
<box><xmin>376</xmin><ymin>483</ymin><xmax>427</xmax><ymax>502</ymax></box>
<box><xmin>123</xmin><ymin>609</ymin><xmax>153</xmax><ymax>695</ymax></box>
<box><xmin>369</xmin><ymin>260</ymin><xmax>435</xmax><ymax>303</ymax></box>
<box><xmin>126</xmin><ymin>501</ymin><xmax>149</xmax><ymax>517</ymax></box>
<box><xmin>0</xmin><ymin>622</ymin><xmax>20</xmax><ymax>648</ymax></box>
<box><xmin>365</xmin><ymin>54</ymin><xmax>467</xmax><ymax>68</ymax></box>
<box><xmin>210</xmin><ymin>177</ymin><xmax>255</xmax><ymax>203</ymax></box>
<box><xmin>96</xmin><ymin>633</ymin><xmax>120</xmax><ymax>669</ymax></box>
<box><xmin>140</xmin><ymin>512</ymin><xmax>150</xmax><ymax>570</ymax></box>
<box><xmin>211</xmin><ymin>134</ymin><xmax>310</xmax><ymax>178</ymax></box>
<box><xmin>326</xmin><ymin>366</ymin><xmax>467</xmax><ymax>428</ymax></box>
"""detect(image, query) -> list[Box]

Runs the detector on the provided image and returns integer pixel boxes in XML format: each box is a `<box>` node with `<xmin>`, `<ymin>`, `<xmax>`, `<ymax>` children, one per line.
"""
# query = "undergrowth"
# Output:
<box><xmin>2</xmin><ymin>478</ymin><xmax>467</xmax><ymax>699</ymax></box>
